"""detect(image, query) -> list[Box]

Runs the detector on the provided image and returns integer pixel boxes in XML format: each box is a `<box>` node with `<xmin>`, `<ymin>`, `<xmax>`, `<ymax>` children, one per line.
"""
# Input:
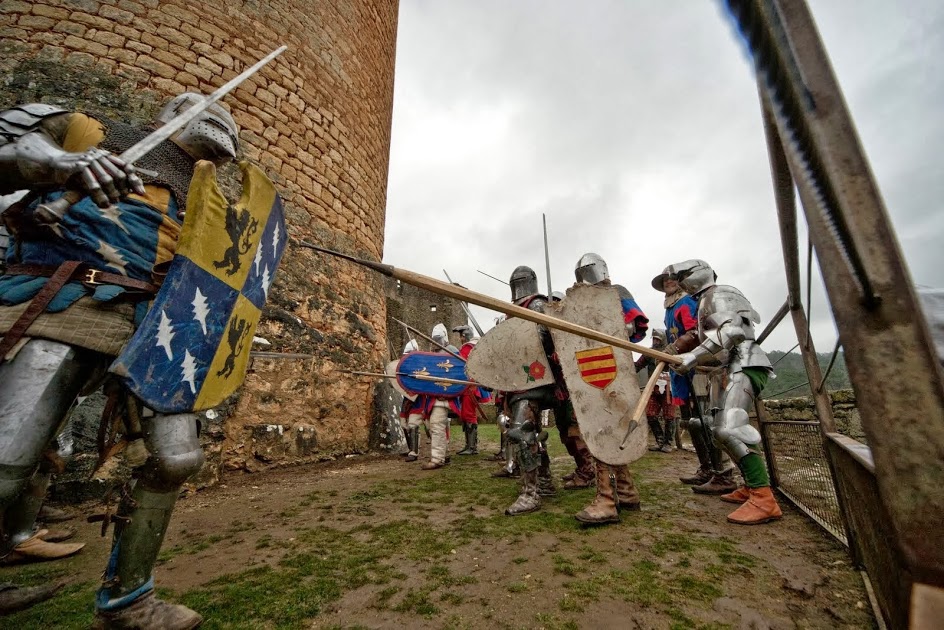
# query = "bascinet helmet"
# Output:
<box><xmin>156</xmin><ymin>93</ymin><xmax>239</xmax><ymax>162</ymax></box>
<box><xmin>669</xmin><ymin>259</ymin><xmax>717</xmax><ymax>295</ymax></box>
<box><xmin>550</xmin><ymin>291</ymin><xmax>565</xmax><ymax>302</ymax></box>
<box><xmin>575</xmin><ymin>253</ymin><xmax>609</xmax><ymax>285</ymax></box>
<box><xmin>431</xmin><ymin>323</ymin><xmax>449</xmax><ymax>347</ymax></box>
<box><xmin>509</xmin><ymin>266</ymin><xmax>538</xmax><ymax>302</ymax></box>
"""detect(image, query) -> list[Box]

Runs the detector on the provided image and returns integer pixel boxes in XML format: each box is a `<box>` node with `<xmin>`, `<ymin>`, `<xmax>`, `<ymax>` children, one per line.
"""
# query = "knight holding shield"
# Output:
<box><xmin>0</xmin><ymin>88</ymin><xmax>285</xmax><ymax>627</ymax></box>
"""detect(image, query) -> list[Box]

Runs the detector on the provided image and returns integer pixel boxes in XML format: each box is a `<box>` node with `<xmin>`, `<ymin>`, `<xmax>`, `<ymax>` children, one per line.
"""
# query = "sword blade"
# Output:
<box><xmin>121</xmin><ymin>45</ymin><xmax>287</xmax><ymax>165</ymax></box>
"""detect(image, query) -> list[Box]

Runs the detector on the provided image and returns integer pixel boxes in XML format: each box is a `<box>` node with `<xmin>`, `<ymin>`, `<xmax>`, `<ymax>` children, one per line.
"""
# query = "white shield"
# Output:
<box><xmin>386</xmin><ymin>359</ymin><xmax>417</xmax><ymax>402</ymax></box>
<box><xmin>549</xmin><ymin>284</ymin><xmax>646</xmax><ymax>465</ymax></box>
<box><xmin>465</xmin><ymin>317</ymin><xmax>555</xmax><ymax>391</ymax></box>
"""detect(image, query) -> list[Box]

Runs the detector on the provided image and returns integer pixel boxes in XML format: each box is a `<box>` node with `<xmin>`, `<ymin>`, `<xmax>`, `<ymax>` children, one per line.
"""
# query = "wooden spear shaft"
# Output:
<box><xmin>297</xmin><ymin>241</ymin><xmax>682</xmax><ymax>366</ymax></box>
<box><xmin>621</xmin><ymin>361</ymin><xmax>667</xmax><ymax>449</ymax></box>
<box><xmin>346</xmin><ymin>370</ymin><xmax>478</xmax><ymax>387</ymax></box>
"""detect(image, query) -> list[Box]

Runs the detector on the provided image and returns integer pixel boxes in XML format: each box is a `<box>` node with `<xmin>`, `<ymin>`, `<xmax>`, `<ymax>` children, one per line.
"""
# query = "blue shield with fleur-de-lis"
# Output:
<box><xmin>110</xmin><ymin>161</ymin><xmax>286</xmax><ymax>413</ymax></box>
<box><xmin>396</xmin><ymin>351</ymin><xmax>471</xmax><ymax>398</ymax></box>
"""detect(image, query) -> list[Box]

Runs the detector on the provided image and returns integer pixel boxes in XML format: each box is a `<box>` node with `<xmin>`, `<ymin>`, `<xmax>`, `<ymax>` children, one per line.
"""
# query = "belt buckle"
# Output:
<box><xmin>83</xmin><ymin>268</ymin><xmax>103</xmax><ymax>286</ymax></box>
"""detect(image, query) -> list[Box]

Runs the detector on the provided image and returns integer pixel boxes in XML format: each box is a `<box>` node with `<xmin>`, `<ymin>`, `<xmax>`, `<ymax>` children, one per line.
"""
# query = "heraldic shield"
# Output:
<box><xmin>396</xmin><ymin>351</ymin><xmax>470</xmax><ymax>398</ymax></box>
<box><xmin>465</xmin><ymin>317</ymin><xmax>555</xmax><ymax>392</ymax></box>
<box><xmin>548</xmin><ymin>284</ymin><xmax>646</xmax><ymax>465</ymax></box>
<box><xmin>110</xmin><ymin>161</ymin><xmax>286</xmax><ymax>413</ymax></box>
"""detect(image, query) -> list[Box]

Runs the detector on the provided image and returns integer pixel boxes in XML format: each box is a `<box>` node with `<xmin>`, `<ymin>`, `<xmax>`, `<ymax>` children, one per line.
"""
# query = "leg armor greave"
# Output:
<box><xmin>507</xmin><ymin>398</ymin><xmax>540</xmax><ymax>473</ymax></box>
<box><xmin>713</xmin><ymin>372</ymin><xmax>761</xmax><ymax>462</ymax></box>
<box><xmin>0</xmin><ymin>340</ymin><xmax>97</xmax><ymax>512</ymax></box>
<box><xmin>97</xmin><ymin>412</ymin><xmax>203</xmax><ymax>610</ymax></box>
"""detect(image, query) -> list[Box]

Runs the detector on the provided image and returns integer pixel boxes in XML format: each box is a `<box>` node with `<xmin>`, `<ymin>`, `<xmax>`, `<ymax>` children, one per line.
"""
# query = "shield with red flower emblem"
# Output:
<box><xmin>465</xmin><ymin>317</ymin><xmax>555</xmax><ymax>391</ymax></box>
<box><xmin>548</xmin><ymin>284</ymin><xmax>646</xmax><ymax>465</ymax></box>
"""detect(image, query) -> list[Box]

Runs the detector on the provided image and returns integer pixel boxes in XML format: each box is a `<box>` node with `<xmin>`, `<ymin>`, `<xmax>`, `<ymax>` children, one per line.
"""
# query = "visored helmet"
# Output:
<box><xmin>156</xmin><ymin>93</ymin><xmax>239</xmax><ymax>162</ymax></box>
<box><xmin>575</xmin><ymin>253</ymin><xmax>609</xmax><ymax>285</ymax></box>
<box><xmin>509</xmin><ymin>266</ymin><xmax>538</xmax><ymax>302</ymax></box>
<box><xmin>668</xmin><ymin>259</ymin><xmax>716</xmax><ymax>295</ymax></box>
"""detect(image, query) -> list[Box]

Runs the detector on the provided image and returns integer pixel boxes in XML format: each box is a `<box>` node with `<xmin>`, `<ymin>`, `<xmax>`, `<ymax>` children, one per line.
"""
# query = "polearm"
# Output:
<box><xmin>442</xmin><ymin>269</ymin><xmax>485</xmax><ymax>337</ymax></box>
<box><xmin>35</xmin><ymin>45</ymin><xmax>288</xmax><ymax>223</ymax></box>
<box><xmin>477</xmin><ymin>269</ymin><xmax>509</xmax><ymax>286</ymax></box>
<box><xmin>543</xmin><ymin>213</ymin><xmax>553</xmax><ymax>295</ymax></box>
<box><xmin>298</xmin><ymin>242</ymin><xmax>681</xmax><ymax>366</ymax></box>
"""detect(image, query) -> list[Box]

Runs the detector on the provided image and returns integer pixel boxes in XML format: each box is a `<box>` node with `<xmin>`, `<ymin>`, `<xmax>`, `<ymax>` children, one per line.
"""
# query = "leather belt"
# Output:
<box><xmin>0</xmin><ymin>262</ymin><xmax>157</xmax><ymax>361</ymax></box>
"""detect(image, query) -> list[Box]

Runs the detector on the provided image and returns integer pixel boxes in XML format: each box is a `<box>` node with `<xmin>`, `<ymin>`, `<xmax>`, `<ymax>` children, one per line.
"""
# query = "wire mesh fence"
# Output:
<box><xmin>761</xmin><ymin>420</ymin><xmax>847</xmax><ymax>545</ymax></box>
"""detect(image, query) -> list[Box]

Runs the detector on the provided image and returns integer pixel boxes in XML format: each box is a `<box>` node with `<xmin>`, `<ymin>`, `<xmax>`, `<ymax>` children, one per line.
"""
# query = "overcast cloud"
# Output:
<box><xmin>383</xmin><ymin>0</ymin><xmax>944</xmax><ymax>354</ymax></box>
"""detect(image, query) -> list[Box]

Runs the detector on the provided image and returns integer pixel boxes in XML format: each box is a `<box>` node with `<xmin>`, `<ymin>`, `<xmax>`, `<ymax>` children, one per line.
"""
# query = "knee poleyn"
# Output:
<box><xmin>148</xmin><ymin>448</ymin><xmax>205</xmax><ymax>488</ymax></box>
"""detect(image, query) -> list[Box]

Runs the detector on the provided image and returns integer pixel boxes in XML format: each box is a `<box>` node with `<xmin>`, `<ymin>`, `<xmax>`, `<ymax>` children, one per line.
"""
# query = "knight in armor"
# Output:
<box><xmin>570</xmin><ymin>253</ymin><xmax>647</xmax><ymax>525</ymax></box>
<box><xmin>399</xmin><ymin>338</ymin><xmax>422</xmax><ymax>462</ymax></box>
<box><xmin>666</xmin><ymin>259</ymin><xmax>782</xmax><ymax>525</ymax></box>
<box><xmin>500</xmin><ymin>265</ymin><xmax>570</xmax><ymax>515</ymax></box>
<box><xmin>453</xmin><ymin>324</ymin><xmax>487</xmax><ymax>456</ymax></box>
<box><xmin>0</xmin><ymin>95</ymin><xmax>240</xmax><ymax>626</ymax></box>
<box><xmin>402</xmin><ymin>323</ymin><xmax>459</xmax><ymax>470</ymax></box>
<box><xmin>652</xmin><ymin>267</ymin><xmax>737</xmax><ymax>494</ymax></box>
<box><xmin>634</xmin><ymin>329</ymin><xmax>677</xmax><ymax>453</ymax></box>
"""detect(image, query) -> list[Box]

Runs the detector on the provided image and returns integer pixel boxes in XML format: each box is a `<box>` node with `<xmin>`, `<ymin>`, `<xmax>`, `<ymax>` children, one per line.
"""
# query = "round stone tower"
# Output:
<box><xmin>0</xmin><ymin>0</ymin><xmax>399</xmax><ymax>473</ymax></box>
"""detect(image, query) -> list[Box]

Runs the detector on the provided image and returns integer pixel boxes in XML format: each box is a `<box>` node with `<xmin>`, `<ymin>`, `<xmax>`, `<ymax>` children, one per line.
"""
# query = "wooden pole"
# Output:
<box><xmin>621</xmin><ymin>362</ymin><xmax>666</xmax><ymax>448</ymax></box>
<box><xmin>297</xmin><ymin>241</ymin><xmax>681</xmax><ymax>367</ymax></box>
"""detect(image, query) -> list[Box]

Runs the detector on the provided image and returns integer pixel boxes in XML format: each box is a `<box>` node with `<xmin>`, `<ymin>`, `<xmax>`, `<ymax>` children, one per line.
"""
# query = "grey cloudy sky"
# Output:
<box><xmin>383</xmin><ymin>0</ymin><xmax>944</xmax><ymax>354</ymax></box>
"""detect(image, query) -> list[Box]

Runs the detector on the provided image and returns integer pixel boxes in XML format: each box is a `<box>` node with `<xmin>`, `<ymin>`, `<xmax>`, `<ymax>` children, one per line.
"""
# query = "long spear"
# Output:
<box><xmin>298</xmin><ymin>242</ymin><xmax>681</xmax><ymax>366</ymax></box>
<box><xmin>345</xmin><ymin>370</ymin><xmax>478</xmax><ymax>387</ymax></box>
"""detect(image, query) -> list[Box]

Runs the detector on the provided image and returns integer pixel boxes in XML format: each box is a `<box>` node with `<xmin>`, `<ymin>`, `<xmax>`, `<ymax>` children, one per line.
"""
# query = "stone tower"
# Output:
<box><xmin>0</xmin><ymin>0</ymin><xmax>399</xmax><ymax>472</ymax></box>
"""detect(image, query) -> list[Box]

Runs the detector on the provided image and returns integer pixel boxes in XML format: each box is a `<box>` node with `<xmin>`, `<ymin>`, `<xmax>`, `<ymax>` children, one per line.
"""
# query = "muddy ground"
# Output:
<box><xmin>2</xmin><ymin>425</ymin><xmax>876</xmax><ymax>629</ymax></box>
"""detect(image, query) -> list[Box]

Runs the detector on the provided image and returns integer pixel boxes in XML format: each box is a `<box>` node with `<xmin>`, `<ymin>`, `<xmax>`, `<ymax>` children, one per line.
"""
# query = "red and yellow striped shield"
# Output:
<box><xmin>575</xmin><ymin>346</ymin><xmax>618</xmax><ymax>389</ymax></box>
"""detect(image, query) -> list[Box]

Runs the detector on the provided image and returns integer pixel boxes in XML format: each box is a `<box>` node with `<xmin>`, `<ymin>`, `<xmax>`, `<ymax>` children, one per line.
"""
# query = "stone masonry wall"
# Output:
<box><xmin>763</xmin><ymin>389</ymin><xmax>864</xmax><ymax>443</ymax></box>
<box><xmin>0</xmin><ymin>0</ymin><xmax>400</xmax><ymax>474</ymax></box>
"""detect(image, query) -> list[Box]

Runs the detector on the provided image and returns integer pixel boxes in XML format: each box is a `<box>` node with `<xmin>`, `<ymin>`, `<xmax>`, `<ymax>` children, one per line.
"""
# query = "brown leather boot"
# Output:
<box><xmin>563</xmin><ymin>469</ymin><xmax>594</xmax><ymax>490</ymax></box>
<box><xmin>720</xmin><ymin>485</ymin><xmax>750</xmax><ymax>504</ymax></box>
<box><xmin>93</xmin><ymin>591</ymin><xmax>202</xmax><ymax>629</ymax></box>
<box><xmin>575</xmin><ymin>461</ymin><xmax>620</xmax><ymax>525</ymax></box>
<box><xmin>679</xmin><ymin>465</ymin><xmax>712</xmax><ymax>485</ymax></box>
<box><xmin>726</xmin><ymin>486</ymin><xmax>783</xmax><ymax>525</ymax></box>
<box><xmin>614</xmin><ymin>465</ymin><xmax>641</xmax><ymax>512</ymax></box>
<box><xmin>1</xmin><ymin>530</ymin><xmax>84</xmax><ymax>565</ymax></box>
<box><xmin>692</xmin><ymin>470</ymin><xmax>738</xmax><ymax>495</ymax></box>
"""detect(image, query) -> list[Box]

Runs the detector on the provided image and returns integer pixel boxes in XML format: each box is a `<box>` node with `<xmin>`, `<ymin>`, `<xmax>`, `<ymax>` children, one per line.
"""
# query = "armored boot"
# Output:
<box><xmin>692</xmin><ymin>468</ymin><xmax>738</xmax><ymax>495</ymax></box>
<box><xmin>575</xmin><ymin>461</ymin><xmax>620</xmax><ymax>525</ymax></box>
<box><xmin>457</xmin><ymin>424</ymin><xmax>478</xmax><ymax>455</ymax></box>
<box><xmin>95</xmin><ymin>413</ymin><xmax>203</xmax><ymax>629</ymax></box>
<box><xmin>726</xmin><ymin>487</ymin><xmax>783</xmax><ymax>525</ymax></box>
<box><xmin>537</xmin><ymin>452</ymin><xmax>556</xmax><ymax>497</ymax></box>
<box><xmin>647</xmin><ymin>416</ymin><xmax>665</xmax><ymax>451</ymax></box>
<box><xmin>492</xmin><ymin>433</ymin><xmax>506</xmax><ymax>460</ymax></box>
<box><xmin>720</xmin><ymin>485</ymin><xmax>750</xmax><ymax>504</ymax></box>
<box><xmin>614</xmin><ymin>465</ymin><xmax>641</xmax><ymax>512</ymax></box>
<box><xmin>505</xmin><ymin>468</ymin><xmax>541</xmax><ymax>516</ymax></box>
<box><xmin>404</xmin><ymin>427</ymin><xmax>420</xmax><ymax>462</ymax></box>
<box><xmin>492</xmin><ymin>437</ymin><xmax>518</xmax><ymax>477</ymax></box>
<box><xmin>659</xmin><ymin>419</ymin><xmax>676</xmax><ymax>452</ymax></box>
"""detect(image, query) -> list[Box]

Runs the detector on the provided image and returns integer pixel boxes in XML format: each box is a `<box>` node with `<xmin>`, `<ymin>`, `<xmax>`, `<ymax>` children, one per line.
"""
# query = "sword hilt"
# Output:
<box><xmin>33</xmin><ymin>190</ymin><xmax>83</xmax><ymax>225</ymax></box>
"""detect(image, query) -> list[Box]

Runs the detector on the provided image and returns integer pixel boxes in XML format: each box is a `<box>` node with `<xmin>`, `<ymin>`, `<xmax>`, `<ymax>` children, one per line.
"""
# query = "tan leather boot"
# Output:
<box><xmin>719</xmin><ymin>485</ymin><xmax>750</xmax><ymax>504</ymax></box>
<box><xmin>614</xmin><ymin>465</ymin><xmax>641</xmax><ymax>512</ymax></box>
<box><xmin>726</xmin><ymin>487</ymin><xmax>783</xmax><ymax>525</ymax></box>
<box><xmin>93</xmin><ymin>591</ymin><xmax>202</xmax><ymax>630</ymax></box>
<box><xmin>1</xmin><ymin>530</ymin><xmax>84</xmax><ymax>565</ymax></box>
<box><xmin>575</xmin><ymin>461</ymin><xmax>619</xmax><ymax>525</ymax></box>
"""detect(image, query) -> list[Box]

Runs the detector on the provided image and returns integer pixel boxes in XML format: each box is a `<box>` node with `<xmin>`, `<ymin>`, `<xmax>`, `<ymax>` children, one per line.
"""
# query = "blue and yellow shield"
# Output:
<box><xmin>110</xmin><ymin>161</ymin><xmax>286</xmax><ymax>412</ymax></box>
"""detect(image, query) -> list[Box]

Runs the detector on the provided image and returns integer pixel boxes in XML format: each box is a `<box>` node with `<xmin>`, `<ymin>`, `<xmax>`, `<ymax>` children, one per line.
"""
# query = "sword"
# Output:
<box><xmin>442</xmin><ymin>269</ymin><xmax>485</xmax><ymax>337</ymax></box>
<box><xmin>35</xmin><ymin>45</ymin><xmax>288</xmax><ymax>224</ymax></box>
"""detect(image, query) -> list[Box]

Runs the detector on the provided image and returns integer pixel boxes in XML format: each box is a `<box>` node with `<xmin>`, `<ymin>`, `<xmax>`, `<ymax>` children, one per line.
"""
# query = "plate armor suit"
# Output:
<box><xmin>668</xmin><ymin>259</ymin><xmax>783</xmax><ymax>525</ymax></box>
<box><xmin>500</xmin><ymin>265</ymin><xmax>580</xmax><ymax>516</ymax></box>
<box><xmin>0</xmin><ymin>95</ymin><xmax>244</xmax><ymax>626</ymax></box>
<box><xmin>570</xmin><ymin>253</ymin><xmax>646</xmax><ymax>525</ymax></box>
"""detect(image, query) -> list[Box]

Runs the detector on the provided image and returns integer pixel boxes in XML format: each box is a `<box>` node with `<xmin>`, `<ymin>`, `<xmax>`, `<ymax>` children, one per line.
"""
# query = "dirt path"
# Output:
<box><xmin>2</xmin><ymin>426</ymin><xmax>876</xmax><ymax>629</ymax></box>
